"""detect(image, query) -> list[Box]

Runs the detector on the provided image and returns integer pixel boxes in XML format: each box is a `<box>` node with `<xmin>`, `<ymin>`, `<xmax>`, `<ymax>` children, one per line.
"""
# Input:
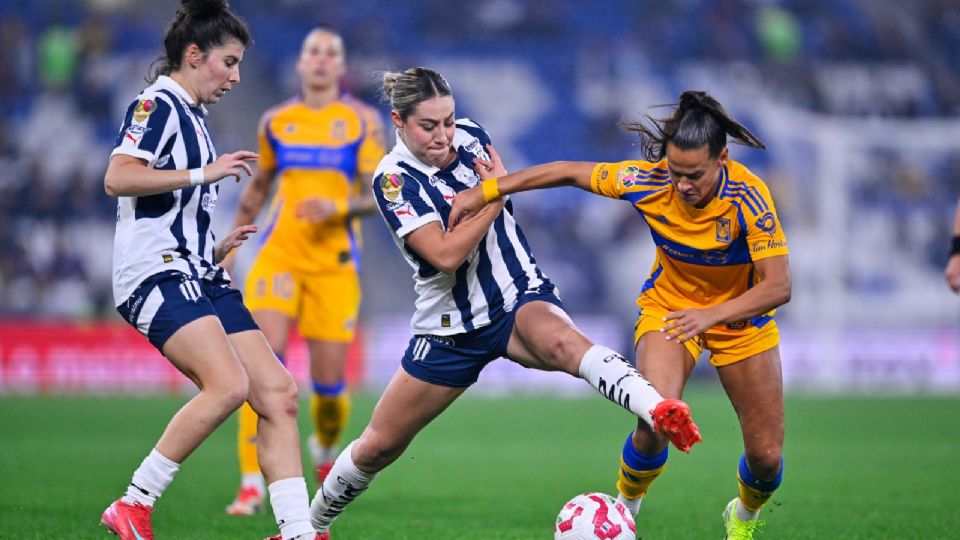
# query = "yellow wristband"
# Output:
<box><xmin>481</xmin><ymin>178</ymin><xmax>501</xmax><ymax>202</ymax></box>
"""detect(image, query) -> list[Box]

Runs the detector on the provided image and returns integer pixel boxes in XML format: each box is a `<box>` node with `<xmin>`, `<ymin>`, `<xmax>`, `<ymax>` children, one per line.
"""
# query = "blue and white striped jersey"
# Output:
<box><xmin>373</xmin><ymin>119</ymin><xmax>555</xmax><ymax>336</ymax></box>
<box><xmin>110</xmin><ymin>76</ymin><xmax>228</xmax><ymax>306</ymax></box>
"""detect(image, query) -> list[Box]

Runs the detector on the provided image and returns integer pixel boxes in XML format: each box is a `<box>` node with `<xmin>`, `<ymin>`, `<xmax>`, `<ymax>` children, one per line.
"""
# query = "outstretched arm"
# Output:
<box><xmin>104</xmin><ymin>151</ymin><xmax>258</xmax><ymax>197</ymax></box>
<box><xmin>448</xmin><ymin>145</ymin><xmax>597</xmax><ymax>230</ymax></box>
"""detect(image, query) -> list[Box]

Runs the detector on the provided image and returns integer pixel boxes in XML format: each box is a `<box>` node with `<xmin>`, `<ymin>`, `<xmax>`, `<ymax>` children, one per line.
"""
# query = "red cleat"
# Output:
<box><xmin>651</xmin><ymin>399</ymin><xmax>703</xmax><ymax>453</ymax></box>
<box><xmin>100</xmin><ymin>499</ymin><xmax>154</xmax><ymax>540</ymax></box>
<box><xmin>225</xmin><ymin>485</ymin><xmax>265</xmax><ymax>516</ymax></box>
<box><xmin>315</xmin><ymin>461</ymin><xmax>334</xmax><ymax>484</ymax></box>
<box><xmin>262</xmin><ymin>533</ymin><xmax>329</xmax><ymax>540</ymax></box>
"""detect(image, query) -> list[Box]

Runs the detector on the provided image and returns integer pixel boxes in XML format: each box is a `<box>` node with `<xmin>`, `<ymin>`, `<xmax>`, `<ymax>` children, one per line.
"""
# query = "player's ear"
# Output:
<box><xmin>390</xmin><ymin>110</ymin><xmax>403</xmax><ymax>130</ymax></box>
<box><xmin>718</xmin><ymin>146</ymin><xmax>729</xmax><ymax>167</ymax></box>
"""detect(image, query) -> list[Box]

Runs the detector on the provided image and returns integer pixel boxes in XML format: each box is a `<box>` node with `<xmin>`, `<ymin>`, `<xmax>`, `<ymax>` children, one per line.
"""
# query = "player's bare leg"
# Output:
<box><xmin>229</xmin><ymin>309</ymin><xmax>294</xmax><ymax>516</ymax></box>
<box><xmin>615</xmin><ymin>329</ymin><xmax>697</xmax><ymax>515</ymax></box>
<box><xmin>718</xmin><ymin>346</ymin><xmax>784</xmax><ymax>537</ymax></box>
<box><xmin>310</xmin><ymin>368</ymin><xmax>466</xmax><ymax>533</ymax></box>
<box><xmin>305</xmin><ymin>339</ymin><xmax>351</xmax><ymax>482</ymax></box>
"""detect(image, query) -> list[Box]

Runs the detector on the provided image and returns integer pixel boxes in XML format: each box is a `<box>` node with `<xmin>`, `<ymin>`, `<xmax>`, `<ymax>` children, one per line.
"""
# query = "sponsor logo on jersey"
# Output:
<box><xmin>200</xmin><ymin>192</ymin><xmax>216</xmax><ymax>211</ymax></box>
<box><xmin>380</xmin><ymin>173</ymin><xmax>403</xmax><ymax>201</ymax></box>
<box><xmin>716</xmin><ymin>217</ymin><xmax>731</xmax><ymax>243</ymax></box>
<box><xmin>123</xmin><ymin>124</ymin><xmax>151</xmax><ymax>144</ymax></box>
<box><xmin>751</xmin><ymin>238</ymin><xmax>787</xmax><ymax>254</ymax></box>
<box><xmin>425</xmin><ymin>334</ymin><xmax>455</xmax><ymax>347</ymax></box>
<box><xmin>332</xmin><ymin>120</ymin><xmax>346</xmax><ymax>140</ymax></box>
<box><xmin>755</xmin><ymin>211</ymin><xmax>777</xmax><ymax>236</ymax></box>
<box><xmin>133</xmin><ymin>99</ymin><xmax>156</xmax><ymax>122</ymax></box>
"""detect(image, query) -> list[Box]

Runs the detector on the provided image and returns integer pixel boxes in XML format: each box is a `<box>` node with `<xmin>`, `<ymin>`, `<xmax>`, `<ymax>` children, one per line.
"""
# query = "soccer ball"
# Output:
<box><xmin>554</xmin><ymin>492</ymin><xmax>636</xmax><ymax>539</ymax></box>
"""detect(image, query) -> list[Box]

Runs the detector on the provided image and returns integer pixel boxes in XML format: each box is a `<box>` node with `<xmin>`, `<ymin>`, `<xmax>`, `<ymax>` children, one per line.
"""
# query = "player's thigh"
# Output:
<box><xmin>634</xmin><ymin>309</ymin><xmax>697</xmax><ymax>399</ymax></box>
<box><xmin>716</xmin><ymin>345</ymin><xmax>784</xmax><ymax>452</ymax></box>
<box><xmin>228</xmin><ymin>329</ymin><xmax>298</xmax><ymax>412</ymax></box>
<box><xmin>299</xmin><ymin>271</ymin><xmax>360</xmax><ymax>343</ymax></box>
<box><xmin>509</xmin><ymin>300</ymin><xmax>592</xmax><ymax>374</ymax></box>
<box><xmin>162</xmin><ymin>315</ymin><xmax>248</xmax><ymax>393</ymax></box>
<box><xmin>359</xmin><ymin>367</ymin><xmax>466</xmax><ymax>455</ymax></box>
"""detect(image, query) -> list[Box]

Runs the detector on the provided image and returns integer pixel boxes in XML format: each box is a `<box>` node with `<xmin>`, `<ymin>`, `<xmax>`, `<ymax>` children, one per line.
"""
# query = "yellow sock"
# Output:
<box><xmin>616</xmin><ymin>435</ymin><xmax>668</xmax><ymax>499</ymax></box>
<box><xmin>737</xmin><ymin>454</ymin><xmax>783</xmax><ymax>512</ymax></box>
<box><xmin>310</xmin><ymin>385</ymin><xmax>351</xmax><ymax>451</ymax></box>
<box><xmin>237</xmin><ymin>401</ymin><xmax>260</xmax><ymax>475</ymax></box>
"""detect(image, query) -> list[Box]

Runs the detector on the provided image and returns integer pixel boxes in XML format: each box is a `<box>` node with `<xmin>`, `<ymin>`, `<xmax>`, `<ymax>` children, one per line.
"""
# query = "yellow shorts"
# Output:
<box><xmin>633</xmin><ymin>303</ymin><xmax>779</xmax><ymax>367</ymax></box>
<box><xmin>244</xmin><ymin>254</ymin><xmax>360</xmax><ymax>342</ymax></box>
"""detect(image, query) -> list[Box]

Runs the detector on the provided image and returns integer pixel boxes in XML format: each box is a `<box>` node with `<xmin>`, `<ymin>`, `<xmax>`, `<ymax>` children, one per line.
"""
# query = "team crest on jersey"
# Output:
<box><xmin>332</xmin><ymin>120</ymin><xmax>346</xmax><ymax>140</ymax></box>
<box><xmin>618</xmin><ymin>165</ymin><xmax>643</xmax><ymax>188</ymax></box>
<box><xmin>463</xmin><ymin>139</ymin><xmax>489</xmax><ymax>161</ymax></box>
<box><xmin>715</xmin><ymin>217</ymin><xmax>731</xmax><ymax>243</ymax></box>
<box><xmin>200</xmin><ymin>192</ymin><xmax>217</xmax><ymax>211</ymax></box>
<box><xmin>133</xmin><ymin>99</ymin><xmax>156</xmax><ymax>123</ymax></box>
<box><xmin>755</xmin><ymin>211</ymin><xmax>777</xmax><ymax>236</ymax></box>
<box><xmin>381</xmin><ymin>173</ymin><xmax>404</xmax><ymax>201</ymax></box>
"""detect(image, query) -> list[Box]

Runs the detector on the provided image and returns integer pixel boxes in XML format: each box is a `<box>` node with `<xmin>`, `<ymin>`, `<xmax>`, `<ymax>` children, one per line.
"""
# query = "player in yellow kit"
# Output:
<box><xmin>449</xmin><ymin>91</ymin><xmax>790</xmax><ymax>539</ymax></box>
<box><xmin>224</xmin><ymin>27</ymin><xmax>385</xmax><ymax>516</ymax></box>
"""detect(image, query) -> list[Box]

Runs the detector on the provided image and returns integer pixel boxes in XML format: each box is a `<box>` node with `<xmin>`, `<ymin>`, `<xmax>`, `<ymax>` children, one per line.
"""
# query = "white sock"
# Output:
<box><xmin>241</xmin><ymin>473</ymin><xmax>265</xmax><ymax>492</ymax></box>
<box><xmin>578</xmin><ymin>345</ymin><xmax>663</xmax><ymax>428</ymax></box>
<box><xmin>616</xmin><ymin>493</ymin><xmax>643</xmax><ymax>516</ymax></box>
<box><xmin>735</xmin><ymin>499</ymin><xmax>760</xmax><ymax>522</ymax></box>
<box><xmin>310</xmin><ymin>441</ymin><xmax>376</xmax><ymax>533</ymax></box>
<box><xmin>122</xmin><ymin>448</ymin><xmax>180</xmax><ymax>507</ymax></box>
<box><xmin>268</xmin><ymin>477</ymin><xmax>315</xmax><ymax>540</ymax></box>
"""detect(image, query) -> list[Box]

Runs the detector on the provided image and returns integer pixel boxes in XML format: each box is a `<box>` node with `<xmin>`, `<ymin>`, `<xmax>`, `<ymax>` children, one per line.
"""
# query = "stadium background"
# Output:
<box><xmin>0</xmin><ymin>0</ymin><xmax>959</xmax><ymax>538</ymax></box>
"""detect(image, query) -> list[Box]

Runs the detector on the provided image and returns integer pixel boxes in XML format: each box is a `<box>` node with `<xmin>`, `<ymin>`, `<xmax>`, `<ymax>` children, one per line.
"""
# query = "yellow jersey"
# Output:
<box><xmin>591</xmin><ymin>159</ymin><xmax>788</xmax><ymax>330</ymax></box>
<box><xmin>256</xmin><ymin>95</ymin><xmax>385</xmax><ymax>273</ymax></box>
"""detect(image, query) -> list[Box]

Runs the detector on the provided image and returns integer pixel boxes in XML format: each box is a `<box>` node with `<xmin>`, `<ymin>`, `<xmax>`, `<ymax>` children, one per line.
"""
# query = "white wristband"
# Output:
<box><xmin>188</xmin><ymin>168</ymin><xmax>205</xmax><ymax>187</ymax></box>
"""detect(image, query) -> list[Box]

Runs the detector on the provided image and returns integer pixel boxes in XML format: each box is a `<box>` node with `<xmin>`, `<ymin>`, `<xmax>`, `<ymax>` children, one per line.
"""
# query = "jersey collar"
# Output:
<box><xmin>155</xmin><ymin>75</ymin><xmax>209</xmax><ymax>116</ymax></box>
<box><xmin>392</xmin><ymin>124</ymin><xmax>470</xmax><ymax>176</ymax></box>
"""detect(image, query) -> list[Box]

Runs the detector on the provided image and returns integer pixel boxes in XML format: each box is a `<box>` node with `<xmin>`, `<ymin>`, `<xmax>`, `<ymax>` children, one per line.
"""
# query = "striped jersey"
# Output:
<box><xmin>255</xmin><ymin>95</ymin><xmax>385</xmax><ymax>273</ymax></box>
<box><xmin>590</xmin><ymin>158</ymin><xmax>788</xmax><ymax>332</ymax></box>
<box><xmin>373</xmin><ymin>119</ymin><xmax>554</xmax><ymax>336</ymax></box>
<box><xmin>110</xmin><ymin>75</ymin><xmax>226</xmax><ymax>306</ymax></box>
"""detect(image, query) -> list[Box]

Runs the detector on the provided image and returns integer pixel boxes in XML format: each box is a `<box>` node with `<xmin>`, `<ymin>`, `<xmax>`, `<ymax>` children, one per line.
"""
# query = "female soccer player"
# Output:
<box><xmin>945</xmin><ymin>197</ymin><xmax>960</xmax><ymax>292</ymax></box>
<box><xmin>100</xmin><ymin>2</ymin><xmax>317</xmax><ymax>539</ymax></box>
<box><xmin>306</xmin><ymin>67</ymin><xmax>701</xmax><ymax>536</ymax></box>
<box><xmin>224</xmin><ymin>26</ymin><xmax>385</xmax><ymax>517</ymax></box>
<box><xmin>449</xmin><ymin>91</ymin><xmax>791</xmax><ymax>539</ymax></box>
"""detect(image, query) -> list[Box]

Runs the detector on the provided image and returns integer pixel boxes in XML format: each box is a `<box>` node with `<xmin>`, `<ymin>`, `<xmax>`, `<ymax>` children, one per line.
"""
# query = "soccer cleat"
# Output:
<box><xmin>262</xmin><ymin>533</ymin><xmax>329</xmax><ymax>540</ymax></box>
<box><xmin>226</xmin><ymin>485</ymin><xmax>265</xmax><ymax>516</ymax></box>
<box><xmin>722</xmin><ymin>498</ymin><xmax>765</xmax><ymax>539</ymax></box>
<box><xmin>100</xmin><ymin>499</ymin><xmax>154</xmax><ymax>540</ymax></box>
<box><xmin>651</xmin><ymin>399</ymin><xmax>702</xmax><ymax>453</ymax></box>
<box><xmin>315</xmin><ymin>460</ymin><xmax>335</xmax><ymax>484</ymax></box>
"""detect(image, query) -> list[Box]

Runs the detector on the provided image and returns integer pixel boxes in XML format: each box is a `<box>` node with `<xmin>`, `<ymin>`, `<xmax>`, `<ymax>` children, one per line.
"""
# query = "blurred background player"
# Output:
<box><xmin>449</xmin><ymin>91</ymin><xmax>790</xmax><ymax>539</ymax></box>
<box><xmin>224</xmin><ymin>27</ymin><xmax>385</xmax><ymax>516</ymax></box>
<box><xmin>307</xmin><ymin>67</ymin><xmax>700</xmax><ymax>537</ymax></box>
<box><xmin>99</xmin><ymin>1</ymin><xmax>317</xmax><ymax>539</ymax></box>
<box><xmin>946</xmin><ymin>196</ymin><xmax>960</xmax><ymax>293</ymax></box>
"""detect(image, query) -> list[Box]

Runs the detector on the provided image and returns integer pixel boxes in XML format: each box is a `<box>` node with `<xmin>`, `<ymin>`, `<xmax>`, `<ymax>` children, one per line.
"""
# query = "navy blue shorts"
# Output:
<box><xmin>401</xmin><ymin>290</ymin><xmax>564</xmax><ymax>387</ymax></box>
<box><xmin>117</xmin><ymin>270</ymin><xmax>259</xmax><ymax>352</ymax></box>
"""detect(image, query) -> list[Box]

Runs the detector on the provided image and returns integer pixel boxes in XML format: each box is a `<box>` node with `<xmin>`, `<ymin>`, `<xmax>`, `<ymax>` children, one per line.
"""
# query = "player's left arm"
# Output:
<box><xmin>945</xmin><ymin>196</ymin><xmax>960</xmax><ymax>293</ymax></box>
<box><xmin>662</xmin><ymin>255</ymin><xmax>791</xmax><ymax>343</ymax></box>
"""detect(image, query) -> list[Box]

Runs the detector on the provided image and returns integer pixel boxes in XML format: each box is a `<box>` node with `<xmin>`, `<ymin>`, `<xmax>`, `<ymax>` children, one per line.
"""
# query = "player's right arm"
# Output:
<box><xmin>406</xmin><ymin>201</ymin><xmax>505</xmax><ymax>274</ymax></box>
<box><xmin>946</xmin><ymin>196</ymin><xmax>960</xmax><ymax>293</ymax></box>
<box><xmin>448</xmin><ymin>146</ymin><xmax>596</xmax><ymax>229</ymax></box>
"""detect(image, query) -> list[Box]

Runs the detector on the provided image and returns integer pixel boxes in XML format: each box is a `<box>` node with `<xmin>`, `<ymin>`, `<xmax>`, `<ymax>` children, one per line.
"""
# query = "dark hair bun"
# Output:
<box><xmin>181</xmin><ymin>0</ymin><xmax>229</xmax><ymax>18</ymax></box>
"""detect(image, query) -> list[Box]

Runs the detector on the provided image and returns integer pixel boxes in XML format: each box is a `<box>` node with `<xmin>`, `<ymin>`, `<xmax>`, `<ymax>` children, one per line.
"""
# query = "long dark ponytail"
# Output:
<box><xmin>623</xmin><ymin>91</ymin><xmax>765</xmax><ymax>161</ymax></box>
<box><xmin>147</xmin><ymin>0</ymin><xmax>251</xmax><ymax>82</ymax></box>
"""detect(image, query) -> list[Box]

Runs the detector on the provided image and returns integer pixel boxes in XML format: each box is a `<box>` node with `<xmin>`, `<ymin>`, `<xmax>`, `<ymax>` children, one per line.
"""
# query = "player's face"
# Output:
<box><xmin>296</xmin><ymin>30</ymin><xmax>346</xmax><ymax>91</ymax></box>
<box><xmin>665</xmin><ymin>143</ymin><xmax>728</xmax><ymax>208</ymax></box>
<box><xmin>193</xmin><ymin>39</ymin><xmax>244</xmax><ymax>105</ymax></box>
<box><xmin>394</xmin><ymin>95</ymin><xmax>456</xmax><ymax>168</ymax></box>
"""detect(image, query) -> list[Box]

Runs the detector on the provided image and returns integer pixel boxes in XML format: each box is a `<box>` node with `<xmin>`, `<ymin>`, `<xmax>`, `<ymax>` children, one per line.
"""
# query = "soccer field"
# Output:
<box><xmin>2</xmin><ymin>387</ymin><xmax>958</xmax><ymax>539</ymax></box>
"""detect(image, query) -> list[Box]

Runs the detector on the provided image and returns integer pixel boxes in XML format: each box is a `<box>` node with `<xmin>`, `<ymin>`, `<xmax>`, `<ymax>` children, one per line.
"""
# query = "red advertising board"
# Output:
<box><xmin>0</xmin><ymin>322</ymin><xmax>364</xmax><ymax>394</ymax></box>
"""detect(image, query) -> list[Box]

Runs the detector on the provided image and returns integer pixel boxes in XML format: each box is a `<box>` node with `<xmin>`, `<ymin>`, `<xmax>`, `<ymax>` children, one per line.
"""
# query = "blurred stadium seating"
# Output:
<box><xmin>0</xmin><ymin>0</ymin><xmax>957</xmax><ymax>393</ymax></box>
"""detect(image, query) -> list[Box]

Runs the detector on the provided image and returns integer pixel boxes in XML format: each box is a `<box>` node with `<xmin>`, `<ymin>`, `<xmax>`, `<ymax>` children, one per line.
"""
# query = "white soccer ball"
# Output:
<box><xmin>554</xmin><ymin>492</ymin><xmax>637</xmax><ymax>539</ymax></box>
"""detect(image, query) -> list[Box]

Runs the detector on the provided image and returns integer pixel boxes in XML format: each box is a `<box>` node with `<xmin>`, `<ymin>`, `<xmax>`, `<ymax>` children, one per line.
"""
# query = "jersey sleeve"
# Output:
<box><xmin>111</xmin><ymin>95</ymin><xmax>176</xmax><ymax>167</ymax></box>
<box><xmin>373</xmin><ymin>171</ymin><xmax>440</xmax><ymax>238</ymax></box>
<box><xmin>357</xmin><ymin>106</ymin><xmax>386</xmax><ymax>176</ymax></box>
<box><xmin>256</xmin><ymin>110</ymin><xmax>277</xmax><ymax>172</ymax></box>
<box><xmin>589</xmin><ymin>160</ymin><xmax>670</xmax><ymax>201</ymax></box>
<box><xmin>742</xmin><ymin>182</ymin><xmax>789</xmax><ymax>261</ymax></box>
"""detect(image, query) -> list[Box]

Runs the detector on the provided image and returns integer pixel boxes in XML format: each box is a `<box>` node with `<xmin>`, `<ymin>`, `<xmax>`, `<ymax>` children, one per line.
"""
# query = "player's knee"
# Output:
<box><xmin>354</xmin><ymin>430</ymin><xmax>407</xmax><ymax>473</ymax></box>
<box><xmin>745</xmin><ymin>446</ymin><xmax>783</xmax><ymax>480</ymax></box>
<box><xmin>539</xmin><ymin>326</ymin><xmax>590</xmax><ymax>374</ymax></box>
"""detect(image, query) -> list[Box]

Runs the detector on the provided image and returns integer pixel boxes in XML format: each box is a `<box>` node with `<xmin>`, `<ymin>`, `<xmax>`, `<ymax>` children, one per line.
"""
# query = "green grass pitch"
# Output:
<box><xmin>2</xmin><ymin>386</ymin><xmax>958</xmax><ymax>538</ymax></box>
